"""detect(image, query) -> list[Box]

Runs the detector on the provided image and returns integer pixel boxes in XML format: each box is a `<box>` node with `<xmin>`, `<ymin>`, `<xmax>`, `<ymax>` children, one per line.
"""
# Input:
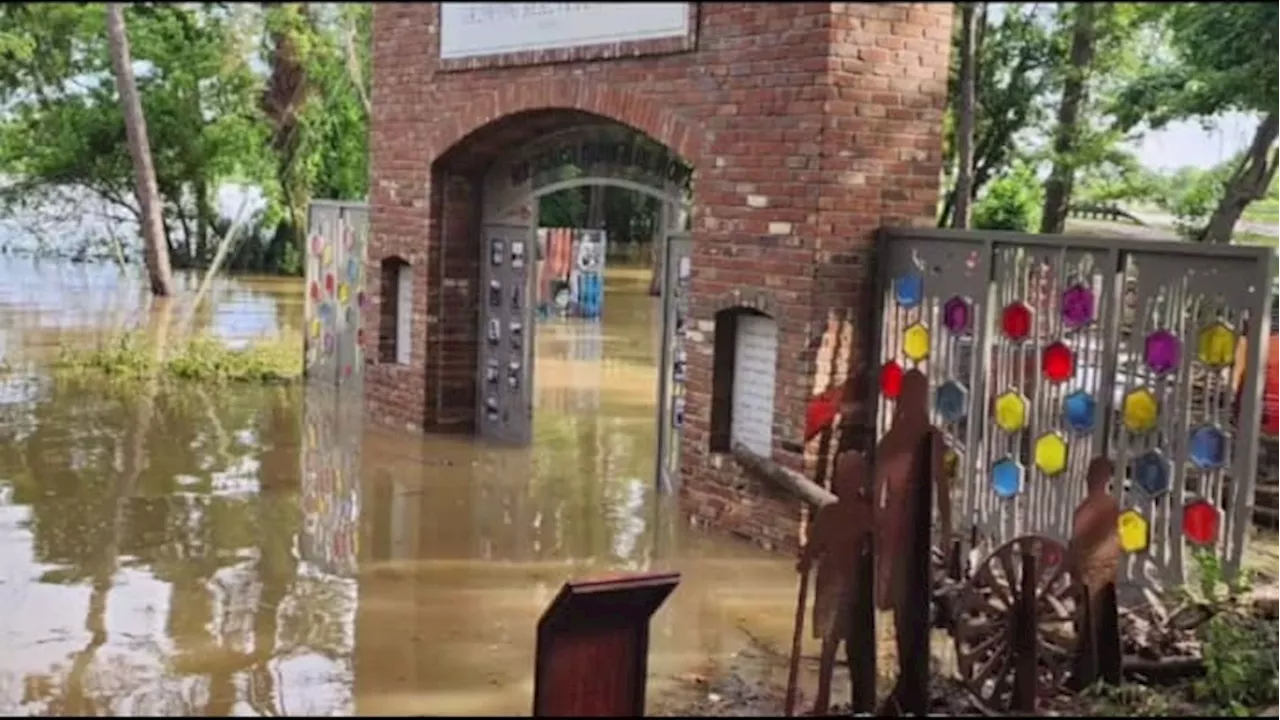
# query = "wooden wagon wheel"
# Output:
<box><xmin>952</xmin><ymin>535</ymin><xmax>1080</xmax><ymax>714</ymax></box>
<box><xmin>930</xmin><ymin>536</ymin><xmax>967</xmax><ymax>630</ymax></box>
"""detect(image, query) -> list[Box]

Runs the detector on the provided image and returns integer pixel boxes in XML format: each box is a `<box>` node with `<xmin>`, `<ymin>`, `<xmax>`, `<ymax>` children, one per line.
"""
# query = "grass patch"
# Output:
<box><xmin>1243</xmin><ymin>197</ymin><xmax>1278</xmax><ymax>225</ymax></box>
<box><xmin>1233</xmin><ymin>230</ymin><xmax>1278</xmax><ymax>248</ymax></box>
<box><xmin>52</xmin><ymin>331</ymin><xmax>303</xmax><ymax>385</ymax></box>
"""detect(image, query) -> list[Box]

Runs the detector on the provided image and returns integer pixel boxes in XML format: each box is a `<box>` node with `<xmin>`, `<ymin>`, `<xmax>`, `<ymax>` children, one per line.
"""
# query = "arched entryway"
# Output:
<box><xmin>425</xmin><ymin>111</ymin><xmax>696</xmax><ymax>490</ymax></box>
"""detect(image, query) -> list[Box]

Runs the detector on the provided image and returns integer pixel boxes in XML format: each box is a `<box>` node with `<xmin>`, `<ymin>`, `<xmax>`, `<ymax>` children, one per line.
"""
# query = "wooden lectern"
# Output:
<box><xmin>532</xmin><ymin>571</ymin><xmax>681</xmax><ymax>717</ymax></box>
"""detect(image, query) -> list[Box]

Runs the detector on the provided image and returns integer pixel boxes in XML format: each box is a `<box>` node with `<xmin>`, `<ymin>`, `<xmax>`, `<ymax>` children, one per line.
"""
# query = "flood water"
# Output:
<box><xmin>0</xmin><ymin>256</ymin><xmax>800</xmax><ymax>716</ymax></box>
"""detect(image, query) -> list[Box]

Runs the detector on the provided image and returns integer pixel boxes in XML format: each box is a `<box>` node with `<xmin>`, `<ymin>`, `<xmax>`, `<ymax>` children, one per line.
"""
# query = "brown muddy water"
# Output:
<box><xmin>0</xmin><ymin>257</ymin><xmax>804</xmax><ymax>716</ymax></box>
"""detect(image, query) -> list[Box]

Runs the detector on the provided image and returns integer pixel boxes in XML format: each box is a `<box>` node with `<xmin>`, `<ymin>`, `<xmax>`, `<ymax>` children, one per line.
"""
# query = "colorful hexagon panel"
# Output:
<box><xmin>880</xmin><ymin>360</ymin><xmax>904</xmax><ymax>398</ymax></box>
<box><xmin>935</xmin><ymin>381</ymin><xmax>969</xmax><ymax>423</ymax></box>
<box><xmin>1117</xmin><ymin>510</ymin><xmax>1150</xmax><ymax>553</ymax></box>
<box><xmin>1062</xmin><ymin>390</ymin><xmax>1096</xmax><ymax>433</ymax></box>
<box><xmin>1188</xmin><ymin>425</ymin><xmax>1228</xmax><ymax>470</ymax></box>
<box><xmin>943</xmin><ymin>296</ymin><xmax>972</xmax><ymax>335</ymax></box>
<box><xmin>1001</xmin><ymin>302</ymin><xmax>1033</xmax><ymax>341</ymax></box>
<box><xmin>1197</xmin><ymin>322</ymin><xmax>1236</xmax><ymax>368</ymax></box>
<box><xmin>1034</xmin><ymin>430</ymin><xmax>1064</xmax><ymax>476</ymax></box>
<box><xmin>1131</xmin><ymin>450</ymin><xmax>1170</xmax><ymax>497</ymax></box>
<box><xmin>1121</xmin><ymin>388</ymin><xmax>1159</xmax><ymax>433</ymax></box>
<box><xmin>994</xmin><ymin>391</ymin><xmax>1028</xmax><ymax>433</ymax></box>
<box><xmin>903</xmin><ymin>323</ymin><xmax>931</xmax><ymax>362</ymax></box>
<box><xmin>1042</xmin><ymin>341</ymin><xmax>1074</xmax><ymax>383</ymax></box>
<box><xmin>1033</xmin><ymin>433</ymin><xmax>1068</xmax><ymax>476</ymax></box>
<box><xmin>894</xmin><ymin>273</ymin><xmax>924</xmax><ymax>309</ymax></box>
<box><xmin>1183</xmin><ymin>500</ymin><xmax>1220</xmax><ymax>546</ymax></box>
<box><xmin>1060</xmin><ymin>284</ymin><xmax>1095</xmax><ymax>329</ymax></box>
<box><xmin>991</xmin><ymin>458</ymin><xmax>1023</xmax><ymax>498</ymax></box>
<box><xmin>1144</xmin><ymin>330</ymin><xmax>1180</xmax><ymax>375</ymax></box>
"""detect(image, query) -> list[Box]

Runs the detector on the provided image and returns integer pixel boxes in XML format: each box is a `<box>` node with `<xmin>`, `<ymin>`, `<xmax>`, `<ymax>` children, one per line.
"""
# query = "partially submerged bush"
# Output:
<box><xmin>53</xmin><ymin>332</ymin><xmax>303</xmax><ymax>385</ymax></box>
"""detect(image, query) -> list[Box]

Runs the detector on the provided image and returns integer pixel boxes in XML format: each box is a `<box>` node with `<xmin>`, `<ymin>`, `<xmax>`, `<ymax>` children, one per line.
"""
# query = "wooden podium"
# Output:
<box><xmin>532</xmin><ymin>571</ymin><xmax>681</xmax><ymax>717</ymax></box>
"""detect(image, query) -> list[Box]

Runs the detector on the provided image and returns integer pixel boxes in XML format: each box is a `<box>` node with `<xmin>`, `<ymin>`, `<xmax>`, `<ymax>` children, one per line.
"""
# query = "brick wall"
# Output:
<box><xmin>368</xmin><ymin>2</ymin><xmax>952</xmax><ymax>552</ymax></box>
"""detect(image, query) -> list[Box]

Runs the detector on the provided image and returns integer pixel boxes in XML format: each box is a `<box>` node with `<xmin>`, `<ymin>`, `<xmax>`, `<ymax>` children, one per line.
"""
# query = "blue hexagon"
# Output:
<box><xmin>1062</xmin><ymin>390</ymin><xmax>1096</xmax><ymax>434</ymax></box>
<box><xmin>1188</xmin><ymin>425</ymin><xmax>1227</xmax><ymax>470</ymax></box>
<box><xmin>894</xmin><ymin>273</ymin><xmax>924</xmax><ymax>309</ymax></box>
<box><xmin>935</xmin><ymin>380</ymin><xmax>969</xmax><ymax>423</ymax></box>
<box><xmin>991</xmin><ymin>458</ymin><xmax>1024</xmax><ymax>499</ymax></box>
<box><xmin>1131</xmin><ymin>450</ymin><xmax>1171</xmax><ymax>497</ymax></box>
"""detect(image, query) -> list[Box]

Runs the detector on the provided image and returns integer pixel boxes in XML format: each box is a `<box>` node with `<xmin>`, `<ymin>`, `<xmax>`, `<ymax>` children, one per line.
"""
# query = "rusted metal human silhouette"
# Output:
<box><xmin>872</xmin><ymin>369</ymin><xmax>946</xmax><ymax>715</ymax></box>
<box><xmin>794</xmin><ymin>449</ymin><xmax>877</xmax><ymax>715</ymax></box>
<box><xmin>1068</xmin><ymin>456</ymin><xmax>1122</xmax><ymax>687</ymax></box>
<box><xmin>874</xmin><ymin>370</ymin><xmax>949</xmax><ymax>607</ymax></box>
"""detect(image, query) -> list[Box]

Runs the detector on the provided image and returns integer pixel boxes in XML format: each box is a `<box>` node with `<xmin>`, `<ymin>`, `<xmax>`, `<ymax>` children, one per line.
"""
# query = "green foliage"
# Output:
<box><xmin>1181</xmin><ymin>549</ymin><xmax>1279</xmax><ymax>715</ymax></box>
<box><xmin>53</xmin><ymin>331</ymin><xmax>303</xmax><ymax>384</ymax></box>
<box><xmin>972</xmin><ymin>161</ymin><xmax>1043</xmax><ymax>232</ymax></box>
<box><xmin>1196</xmin><ymin>611</ymin><xmax>1280</xmax><ymax>715</ymax></box>
<box><xmin>1152</xmin><ymin>161</ymin><xmax>1237</xmax><ymax>239</ymax></box>
<box><xmin>0</xmin><ymin>3</ymin><xmax>370</xmax><ymax>275</ymax></box>
<box><xmin>1112</xmin><ymin>3</ymin><xmax>1279</xmax><ymax>130</ymax></box>
<box><xmin>939</xmin><ymin>4</ymin><xmax>1058</xmax><ymax>225</ymax></box>
<box><xmin>1072</xmin><ymin>147</ymin><xmax>1164</xmax><ymax>206</ymax></box>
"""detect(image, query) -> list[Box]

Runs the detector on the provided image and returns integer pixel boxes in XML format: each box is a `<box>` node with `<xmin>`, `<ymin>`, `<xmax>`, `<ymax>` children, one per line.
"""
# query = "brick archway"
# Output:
<box><xmin>412</xmin><ymin>109</ymin><xmax>696</xmax><ymax>444</ymax></box>
<box><xmin>366</xmin><ymin>2</ymin><xmax>954</xmax><ymax>552</ymax></box>
<box><xmin>429</xmin><ymin>80</ymin><xmax>709</xmax><ymax>170</ymax></box>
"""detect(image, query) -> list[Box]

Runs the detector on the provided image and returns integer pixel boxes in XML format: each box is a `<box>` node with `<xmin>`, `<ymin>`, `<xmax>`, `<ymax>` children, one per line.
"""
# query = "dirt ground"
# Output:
<box><xmin>649</xmin><ymin>531</ymin><xmax>1280</xmax><ymax>718</ymax></box>
<box><xmin>648</xmin><ymin>619</ymin><xmax>972</xmax><ymax>717</ymax></box>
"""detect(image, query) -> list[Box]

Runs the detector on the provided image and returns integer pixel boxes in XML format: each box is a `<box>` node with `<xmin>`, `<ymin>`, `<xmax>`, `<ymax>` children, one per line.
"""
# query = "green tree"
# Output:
<box><xmin>0</xmin><ymin>3</ymin><xmax>270</xmax><ymax>268</ymax></box>
<box><xmin>972</xmin><ymin>159</ymin><xmax>1044</xmax><ymax>232</ymax></box>
<box><xmin>950</xmin><ymin>2</ymin><xmax>981</xmax><ymax>229</ymax></box>
<box><xmin>0</xmin><ymin>3</ymin><xmax>372</xmax><ymax>275</ymax></box>
<box><xmin>1112</xmin><ymin>2</ymin><xmax>1279</xmax><ymax>243</ymax></box>
<box><xmin>106</xmin><ymin>2</ymin><xmax>174</xmax><ymax>296</ymax></box>
<box><xmin>938</xmin><ymin>4</ymin><xmax>1058</xmax><ymax>228</ymax></box>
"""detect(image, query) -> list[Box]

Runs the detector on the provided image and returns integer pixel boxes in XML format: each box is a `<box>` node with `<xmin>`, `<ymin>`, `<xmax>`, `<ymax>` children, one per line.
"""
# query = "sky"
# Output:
<box><xmin>1130</xmin><ymin>111</ymin><xmax>1259</xmax><ymax>172</ymax></box>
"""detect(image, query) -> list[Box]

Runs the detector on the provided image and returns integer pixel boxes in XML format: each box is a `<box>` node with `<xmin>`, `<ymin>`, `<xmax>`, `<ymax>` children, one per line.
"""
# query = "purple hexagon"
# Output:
<box><xmin>943</xmin><ymin>296</ymin><xmax>972</xmax><ymax>335</ymax></box>
<box><xmin>1144</xmin><ymin>330</ymin><xmax>1181</xmax><ymax>375</ymax></box>
<box><xmin>1061</xmin><ymin>284</ymin><xmax>1095</xmax><ymax>329</ymax></box>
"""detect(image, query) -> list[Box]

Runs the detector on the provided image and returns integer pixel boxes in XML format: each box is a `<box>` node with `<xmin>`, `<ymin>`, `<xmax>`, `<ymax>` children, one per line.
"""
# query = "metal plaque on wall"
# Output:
<box><xmin>477</xmin><ymin>224</ymin><xmax>535</xmax><ymax>445</ymax></box>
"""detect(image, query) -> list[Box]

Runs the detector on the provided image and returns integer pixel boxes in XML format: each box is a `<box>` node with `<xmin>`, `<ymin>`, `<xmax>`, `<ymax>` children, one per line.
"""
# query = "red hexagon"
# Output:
<box><xmin>880</xmin><ymin>360</ymin><xmax>904</xmax><ymax>398</ymax></box>
<box><xmin>1183</xmin><ymin>500</ymin><xmax>1220</xmax><ymax>546</ymax></box>
<box><xmin>1001</xmin><ymin>302</ymin><xmax>1033</xmax><ymax>341</ymax></box>
<box><xmin>1042</xmin><ymin>341</ymin><xmax>1075</xmax><ymax>383</ymax></box>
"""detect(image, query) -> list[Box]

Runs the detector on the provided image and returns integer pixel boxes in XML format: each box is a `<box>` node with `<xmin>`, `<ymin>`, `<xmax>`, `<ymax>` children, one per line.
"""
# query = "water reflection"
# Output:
<box><xmin>0</xmin><ymin>260</ymin><xmax>798</xmax><ymax>717</ymax></box>
<box><xmin>0</xmin><ymin>255</ymin><xmax>302</xmax><ymax>364</ymax></box>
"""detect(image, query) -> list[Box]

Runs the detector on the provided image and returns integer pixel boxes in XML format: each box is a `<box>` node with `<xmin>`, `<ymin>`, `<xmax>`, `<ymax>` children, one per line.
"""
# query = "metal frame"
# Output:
<box><xmin>871</xmin><ymin>225</ymin><xmax>1276</xmax><ymax>589</ymax></box>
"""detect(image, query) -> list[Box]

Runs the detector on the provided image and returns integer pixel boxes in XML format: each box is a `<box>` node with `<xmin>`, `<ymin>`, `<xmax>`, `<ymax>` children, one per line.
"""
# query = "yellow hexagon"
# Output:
<box><xmin>903</xmin><ymin>323</ymin><xmax>931</xmax><ymax>362</ymax></box>
<box><xmin>1033</xmin><ymin>432</ymin><xmax>1069</xmax><ymax>476</ymax></box>
<box><xmin>943</xmin><ymin>447</ymin><xmax>959</xmax><ymax>479</ymax></box>
<box><xmin>1122</xmin><ymin>388</ymin><xmax>1159</xmax><ymax>433</ymax></box>
<box><xmin>1117</xmin><ymin>509</ymin><xmax>1150</xmax><ymax>553</ymax></box>
<box><xmin>1197</xmin><ymin>323</ymin><xmax>1236</xmax><ymax>368</ymax></box>
<box><xmin>994</xmin><ymin>391</ymin><xmax>1028</xmax><ymax>433</ymax></box>
<box><xmin>338</xmin><ymin>282</ymin><xmax>351</xmax><ymax>305</ymax></box>
<box><xmin>310</xmin><ymin>318</ymin><xmax>322</xmax><ymax>338</ymax></box>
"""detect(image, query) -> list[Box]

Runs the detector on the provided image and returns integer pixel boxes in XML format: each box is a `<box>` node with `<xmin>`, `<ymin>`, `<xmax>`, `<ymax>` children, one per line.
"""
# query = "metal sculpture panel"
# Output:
<box><xmin>874</xmin><ymin>228</ymin><xmax>1275</xmax><ymax>592</ymax></box>
<box><xmin>301</xmin><ymin>200</ymin><xmax>367</xmax><ymax>578</ymax></box>
<box><xmin>305</xmin><ymin>201</ymin><xmax>369</xmax><ymax>389</ymax></box>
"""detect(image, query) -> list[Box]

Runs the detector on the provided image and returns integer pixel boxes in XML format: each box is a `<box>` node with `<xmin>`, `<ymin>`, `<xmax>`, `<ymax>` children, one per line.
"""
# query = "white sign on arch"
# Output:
<box><xmin>439</xmin><ymin>3</ymin><xmax>690</xmax><ymax>61</ymax></box>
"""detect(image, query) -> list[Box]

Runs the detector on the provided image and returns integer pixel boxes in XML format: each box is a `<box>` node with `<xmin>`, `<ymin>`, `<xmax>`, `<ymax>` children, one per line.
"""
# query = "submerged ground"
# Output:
<box><xmin>0</xmin><ymin>256</ymin><xmax>1274</xmax><ymax>717</ymax></box>
<box><xmin>0</xmin><ymin>257</ymin><xmax>808</xmax><ymax>716</ymax></box>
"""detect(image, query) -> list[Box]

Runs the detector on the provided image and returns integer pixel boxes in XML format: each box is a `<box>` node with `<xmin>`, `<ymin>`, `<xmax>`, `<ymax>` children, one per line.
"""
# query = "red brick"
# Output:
<box><xmin>366</xmin><ymin>2</ymin><xmax>952</xmax><ymax>552</ymax></box>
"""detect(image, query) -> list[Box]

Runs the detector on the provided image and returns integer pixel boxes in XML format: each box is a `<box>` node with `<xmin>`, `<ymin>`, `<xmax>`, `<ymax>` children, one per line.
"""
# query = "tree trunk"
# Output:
<box><xmin>1039</xmin><ymin>3</ymin><xmax>1097</xmax><ymax>235</ymax></box>
<box><xmin>1197</xmin><ymin>112</ymin><xmax>1279</xmax><ymax>244</ymax></box>
<box><xmin>952</xmin><ymin>3</ymin><xmax>981</xmax><ymax>229</ymax></box>
<box><xmin>106</xmin><ymin>3</ymin><xmax>175</xmax><ymax>297</ymax></box>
